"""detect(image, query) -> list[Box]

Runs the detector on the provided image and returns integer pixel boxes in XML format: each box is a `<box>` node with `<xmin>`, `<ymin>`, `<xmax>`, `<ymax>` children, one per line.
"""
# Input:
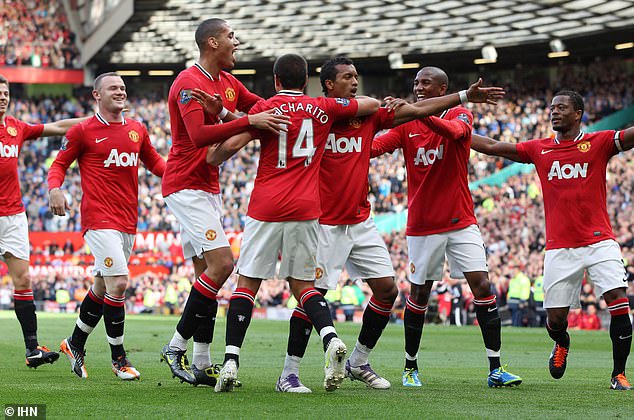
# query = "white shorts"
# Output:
<box><xmin>315</xmin><ymin>217</ymin><xmax>394</xmax><ymax>290</ymax></box>
<box><xmin>543</xmin><ymin>239</ymin><xmax>627</xmax><ymax>309</ymax></box>
<box><xmin>407</xmin><ymin>224</ymin><xmax>488</xmax><ymax>285</ymax></box>
<box><xmin>164</xmin><ymin>189</ymin><xmax>230</xmax><ymax>259</ymax></box>
<box><xmin>84</xmin><ymin>229</ymin><xmax>135</xmax><ymax>277</ymax></box>
<box><xmin>237</xmin><ymin>217</ymin><xmax>318</xmax><ymax>281</ymax></box>
<box><xmin>0</xmin><ymin>212</ymin><xmax>29</xmax><ymax>261</ymax></box>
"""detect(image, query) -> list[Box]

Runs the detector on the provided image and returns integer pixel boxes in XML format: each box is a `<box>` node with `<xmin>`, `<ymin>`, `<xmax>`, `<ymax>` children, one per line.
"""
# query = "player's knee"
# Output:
<box><xmin>12</xmin><ymin>270</ymin><xmax>31</xmax><ymax>290</ymax></box>
<box><xmin>206</xmin><ymin>253</ymin><xmax>234</xmax><ymax>282</ymax></box>
<box><xmin>107</xmin><ymin>276</ymin><xmax>128</xmax><ymax>296</ymax></box>
<box><xmin>409</xmin><ymin>284</ymin><xmax>430</xmax><ymax>305</ymax></box>
<box><xmin>377</xmin><ymin>283</ymin><xmax>398</xmax><ymax>305</ymax></box>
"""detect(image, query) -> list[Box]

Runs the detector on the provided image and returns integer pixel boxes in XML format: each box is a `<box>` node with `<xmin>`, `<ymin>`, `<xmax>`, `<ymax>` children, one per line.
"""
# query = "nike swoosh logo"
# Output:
<box><xmin>195</xmin><ymin>314</ymin><xmax>207</xmax><ymax>318</ymax></box>
<box><xmin>95</xmin><ymin>137</ymin><xmax>108</xmax><ymax>143</ymax></box>
<box><xmin>27</xmin><ymin>352</ymin><xmax>43</xmax><ymax>359</ymax></box>
<box><xmin>541</xmin><ymin>149</ymin><xmax>554</xmax><ymax>154</ymax></box>
<box><xmin>408</xmin><ymin>133</ymin><xmax>420</xmax><ymax>138</ymax></box>
<box><xmin>488</xmin><ymin>306</ymin><xmax>497</xmax><ymax>312</ymax></box>
<box><xmin>619</xmin><ymin>335</ymin><xmax>632</xmax><ymax>340</ymax></box>
<box><xmin>112</xmin><ymin>320</ymin><xmax>125</xmax><ymax>325</ymax></box>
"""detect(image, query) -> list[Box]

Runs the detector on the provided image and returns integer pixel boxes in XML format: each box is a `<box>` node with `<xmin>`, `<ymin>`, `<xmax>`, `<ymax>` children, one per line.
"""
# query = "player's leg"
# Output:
<box><xmin>403</xmin><ymin>282</ymin><xmax>432</xmax><ymax>387</ymax></box>
<box><xmin>216</xmin><ymin>274</ymin><xmax>261</xmax><ymax>392</ymax></box>
<box><xmin>586</xmin><ymin>241</ymin><xmax>632</xmax><ymax>389</ymax></box>
<box><xmin>279</xmin><ymin>223</ymin><xmax>349</xmax><ymax>393</ymax></box>
<box><xmin>162</xmin><ymin>191</ymin><xmax>232</xmax><ymax>384</ymax></box>
<box><xmin>402</xmin><ymin>233</ymin><xmax>446</xmax><ymax>387</ymax></box>
<box><xmin>6</xmin><ymin>252</ymin><xmax>59</xmax><ymax>368</ymax></box>
<box><xmin>60</xmin><ymin>275</ymin><xmax>104</xmax><ymax>379</ymax></box>
<box><xmin>288</xmin><ymin>277</ymin><xmax>346</xmax><ymax>392</ymax></box>
<box><xmin>542</xmin><ymin>247</ymin><xmax>583</xmax><ymax>380</ymax></box>
<box><xmin>216</xmin><ymin>216</ymin><xmax>278</xmax><ymax>392</ymax></box>
<box><xmin>2</xmin><ymin>212</ymin><xmax>58</xmax><ymax>369</ymax></box>
<box><xmin>343</xmin><ymin>218</ymin><xmax>396</xmax><ymax>389</ymax></box>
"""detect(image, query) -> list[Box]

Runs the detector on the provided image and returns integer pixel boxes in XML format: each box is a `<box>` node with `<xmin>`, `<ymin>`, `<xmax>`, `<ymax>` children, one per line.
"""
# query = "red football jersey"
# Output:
<box><xmin>48</xmin><ymin>114</ymin><xmax>165</xmax><ymax>234</ymax></box>
<box><xmin>0</xmin><ymin>116</ymin><xmax>43</xmax><ymax>216</ymax></box>
<box><xmin>372</xmin><ymin>107</ymin><xmax>476</xmax><ymax>236</ymax></box>
<box><xmin>246</xmin><ymin>91</ymin><xmax>359</xmax><ymax>222</ymax></box>
<box><xmin>162</xmin><ymin>63</ymin><xmax>261</xmax><ymax>197</ymax></box>
<box><xmin>320</xmin><ymin>108</ymin><xmax>394</xmax><ymax>225</ymax></box>
<box><xmin>516</xmin><ymin>130</ymin><xmax>619</xmax><ymax>249</ymax></box>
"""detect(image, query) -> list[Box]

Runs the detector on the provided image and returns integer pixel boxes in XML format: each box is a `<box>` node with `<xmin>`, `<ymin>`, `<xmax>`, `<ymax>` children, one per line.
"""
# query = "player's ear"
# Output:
<box><xmin>208</xmin><ymin>36</ymin><xmax>219</xmax><ymax>49</ymax></box>
<box><xmin>324</xmin><ymin>79</ymin><xmax>335</xmax><ymax>92</ymax></box>
<box><xmin>92</xmin><ymin>89</ymin><xmax>100</xmax><ymax>101</ymax></box>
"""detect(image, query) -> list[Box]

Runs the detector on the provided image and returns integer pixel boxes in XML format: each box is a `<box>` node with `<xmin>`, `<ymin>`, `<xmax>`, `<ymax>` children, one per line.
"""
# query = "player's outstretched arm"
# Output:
<box><xmin>354</xmin><ymin>96</ymin><xmax>381</xmax><ymax>117</ymax></box>
<box><xmin>471</xmin><ymin>134</ymin><xmax>522</xmax><ymax>162</ymax></box>
<box><xmin>465</xmin><ymin>78</ymin><xmax>505</xmax><ymax>105</ymax></box>
<box><xmin>617</xmin><ymin>126</ymin><xmax>634</xmax><ymax>152</ymax></box>
<box><xmin>206</xmin><ymin>132</ymin><xmax>254</xmax><ymax>166</ymax></box>
<box><xmin>41</xmin><ymin>116</ymin><xmax>90</xmax><ymax>137</ymax></box>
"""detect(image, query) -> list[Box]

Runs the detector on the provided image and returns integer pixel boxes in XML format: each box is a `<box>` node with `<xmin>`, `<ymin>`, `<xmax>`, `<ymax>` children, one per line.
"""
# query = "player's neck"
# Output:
<box><xmin>198</xmin><ymin>58</ymin><xmax>222</xmax><ymax>79</ymax></box>
<box><xmin>554</xmin><ymin>127</ymin><xmax>582</xmax><ymax>143</ymax></box>
<box><xmin>0</xmin><ymin>113</ymin><xmax>5</xmax><ymax>126</ymax></box>
<box><xmin>98</xmin><ymin>108</ymin><xmax>124</xmax><ymax>123</ymax></box>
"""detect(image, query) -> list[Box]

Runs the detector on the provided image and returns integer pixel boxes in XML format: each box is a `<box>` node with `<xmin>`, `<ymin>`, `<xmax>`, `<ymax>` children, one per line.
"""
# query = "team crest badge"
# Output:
<box><xmin>128</xmin><ymin>130</ymin><xmax>139</xmax><ymax>143</ymax></box>
<box><xmin>315</xmin><ymin>267</ymin><xmax>323</xmax><ymax>279</ymax></box>
<box><xmin>410</xmin><ymin>262</ymin><xmax>416</xmax><ymax>274</ymax></box>
<box><xmin>179</xmin><ymin>89</ymin><xmax>192</xmax><ymax>104</ymax></box>
<box><xmin>7</xmin><ymin>127</ymin><xmax>17</xmax><ymax>136</ymax></box>
<box><xmin>349</xmin><ymin>118</ymin><xmax>361</xmax><ymax>128</ymax></box>
<box><xmin>577</xmin><ymin>140</ymin><xmax>591</xmax><ymax>153</ymax></box>
<box><xmin>225</xmin><ymin>88</ymin><xmax>236</xmax><ymax>101</ymax></box>
<box><xmin>104</xmin><ymin>257</ymin><xmax>113</xmax><ymax>268</ymax></box>
<box><xmin>205</xmin><ymin>229</ymin><xmax>217</xmax><ymax>241</ymax></box>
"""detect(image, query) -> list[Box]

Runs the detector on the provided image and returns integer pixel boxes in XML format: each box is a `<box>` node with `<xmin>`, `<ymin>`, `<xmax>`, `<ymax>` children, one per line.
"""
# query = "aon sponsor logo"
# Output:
<box><xmin>547</xmin><ymin>160</ymin><xmax>588</xmax><ymax>180</ymax></box>
<box><xmin>414</xmin><ymin>145</ymin><xmax>443</xmax><ymax>166</ymax></box>
<box><xmin>325</xmin><ymin>134</ymin><xmax>362</xmax><ymax>153</ymax></box>
<box><xmin>104</xmin><ymin>149</ymin><xmax>139</xmax><ymax>167</ymax></box>
<box><xmin>0</xmin><ymin>142</ymin><xmax>19</xmax><ymax>158</ymax></box>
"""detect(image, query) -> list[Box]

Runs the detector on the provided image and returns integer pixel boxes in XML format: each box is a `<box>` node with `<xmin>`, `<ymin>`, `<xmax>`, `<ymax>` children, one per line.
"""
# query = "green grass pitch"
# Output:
<box><xmin>0</xmin><ymin>311</ymin><xmax>630</xmax><ymax>419</ymax></box>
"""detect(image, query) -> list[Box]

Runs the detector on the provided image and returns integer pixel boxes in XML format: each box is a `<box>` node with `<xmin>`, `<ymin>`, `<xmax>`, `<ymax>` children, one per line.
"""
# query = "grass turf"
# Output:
<box><xmin>0</xmin><ymin>311</ymin><xmax>630</xmax><ymax>419</ymax></box>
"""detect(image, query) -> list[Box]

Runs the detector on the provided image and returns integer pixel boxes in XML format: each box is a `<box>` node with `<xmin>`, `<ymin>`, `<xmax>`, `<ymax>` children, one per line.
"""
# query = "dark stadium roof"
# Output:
<box><xmin>89</xmin><ymin>0</ymin><xmax>634</xmax><ymax>67</ymax></box>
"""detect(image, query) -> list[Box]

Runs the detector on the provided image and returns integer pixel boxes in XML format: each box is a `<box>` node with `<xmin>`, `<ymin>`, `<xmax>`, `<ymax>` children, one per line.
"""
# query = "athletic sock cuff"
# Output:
<box><xmin>368</xmin><ymin>296</ymin><xmax>392</xmax><ymax>316</ymax></box>
<box><xmin>406</xmin><ymin>297</ymin><xmax>427</xmax><ymax>314</ymax></box>
<box><xmin>608</xmin><ymin>298</ymin><xmax>630</xmax><ymax>316</ymax></box>
<box><xmin>473</xmin><ymin>295</ymin><xmax>497</xmax><ymax>306</ymax></box>
<box><xmin>231</xmin><ymin>288</ymin><xmax>256</xmax><ymax>305</ymax></box>
<box><xmin>104</xmin><ymin>293</ymin><xmax>125</xmax><ymax>307</ymax></box>
<box><xmin>14</xmin><ymin>289</ymin><xmax>34</xmax><ymax>301</ymax></box>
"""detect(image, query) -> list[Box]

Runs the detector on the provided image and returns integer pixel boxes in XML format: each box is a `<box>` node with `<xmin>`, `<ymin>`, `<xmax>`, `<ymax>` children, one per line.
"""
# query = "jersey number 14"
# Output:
<box><xmin>277</xmin><ymin>118</ymin><xmax>315</xmax><ymax>168</ymax></box>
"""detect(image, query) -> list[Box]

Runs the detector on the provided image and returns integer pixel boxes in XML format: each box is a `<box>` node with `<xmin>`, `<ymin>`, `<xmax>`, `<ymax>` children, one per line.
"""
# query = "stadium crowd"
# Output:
<box><xmin>0</xmin><ymin>0</ymin><xmax>81</xmax><ymax>69</ymax></box>
<box><xmin>1</xmin><ymin>59</ymin><xmax>633</xmax><ymax>327</ymax></box>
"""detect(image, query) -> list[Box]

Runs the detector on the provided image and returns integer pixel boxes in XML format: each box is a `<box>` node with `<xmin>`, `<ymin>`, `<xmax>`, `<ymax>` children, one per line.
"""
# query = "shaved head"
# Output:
<box><xmin>419</xmin><ymin>66</ymin><xmax>449</xmax><ymax>87</ymax></box>
<box><xmin>195</xmin><ymin>18</ymin><xmax>228</xmax><ymax>51</ymax></box>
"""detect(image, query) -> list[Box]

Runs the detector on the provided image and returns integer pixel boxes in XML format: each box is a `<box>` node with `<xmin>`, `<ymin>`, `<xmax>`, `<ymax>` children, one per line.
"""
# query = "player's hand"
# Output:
<box><xmin>466</xmin><ymin>78</ymin><xmax>505</xmax><ymax>105</ymax></box>
<box><xmin>383</xmin><ymin>96</ymin><xmax>408</xmax><ymax>111</ymax></box>
<box><xmin>191</xmin><ymin>89</ymin><xmax>224</xmax><ymax>117</ymax></box>
<box><xmin>49</xmin><ymin>188</ymin><xmax>70</xmax><ymax>216</ymax></box>
<box><xmin>206</xmin><ymin>143</ymin><xmax>222</xmax><ymax>165</ymax></box>
<box><xmin>247</xmin><ymin>110</ymin><xmax>291</xmax><ymax>135</ymax></box>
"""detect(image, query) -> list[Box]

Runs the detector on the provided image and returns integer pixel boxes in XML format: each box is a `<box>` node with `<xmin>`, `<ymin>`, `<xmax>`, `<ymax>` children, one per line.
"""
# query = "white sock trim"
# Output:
<box><xmin>486</xmin><ymin>349</ymin><xmax>501</xmax><ymax>358</ymax></box>
<box><xmin>169</xmin><ymin>331</ymin><xmax>188</xmax><ymax>351</ymax></box>
<box><xmin>405</xmin><ymin>352</ymin><xmax>418</xmax><ymax>361</ymax></box>
<box><xmin>76</xmin><ymin>318</ymin><xmax>94</xmax><ymax>334</ymax></box>
<box><xmin>225</xmin><ymin>345</ymin><xmax>241</xmax><ymax>356</ymax></box>
<box><xmin>192</xmin><ymin>341</ymin><xmax>211</xmax><ymax>368</ymax></box>
<box><xmin>107</xmin><ymin>335</ymin><xmax>124</xmax><ymax>346</ymax></box>
<box><xmin>319</xmin><ymin>326</ymin><xmax>336</xmax><ymax>340</ymax></box>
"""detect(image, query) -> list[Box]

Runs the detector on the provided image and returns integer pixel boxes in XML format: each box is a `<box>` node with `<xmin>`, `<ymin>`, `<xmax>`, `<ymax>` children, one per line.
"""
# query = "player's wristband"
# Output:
<box><xmin>218</xmin><ymin>107</ymin><xmax>229</xmax><ymax>120</ymax></box>
<box><xmin>459</xmin><ymin>90</ymin><xmax>468</xmax><ymax>104</ymax></box>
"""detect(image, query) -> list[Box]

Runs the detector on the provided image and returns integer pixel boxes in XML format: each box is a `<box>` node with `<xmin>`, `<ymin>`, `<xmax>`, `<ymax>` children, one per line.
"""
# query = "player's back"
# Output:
<box><xmin>247</xmin><ymin>91</ymin><xmax>358</xmax><ymax>222</ymax></box>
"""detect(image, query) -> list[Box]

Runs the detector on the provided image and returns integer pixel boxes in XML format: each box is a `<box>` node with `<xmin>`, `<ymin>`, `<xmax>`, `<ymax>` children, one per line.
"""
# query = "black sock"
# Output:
<box><xmin>473</xmin><ymin>295</ymin><xmax>501</xmax><ymax>371</ymax></box>
<box><xmin>547</xmin><ymin>321</ymin><xmax>570</xmax><ymax>348</ymax></box>
<box><xmin>103</xmin><ymin>293</ymin><xmax>126</xmax><ymax>360</ymax></box>
<box><xmin>224</xmin><ymin>288</ymin><xmax>255</xmax><ymax>366</ymax></box>
<box><xmin>71</xmin><ymin>288</ymin><xmax>103</xmax><ymax>350</ymax></box>
<box><xmin>287</xmin><ymin>306</ymin><xmax>312</xmax><ymax>358</ymax></box>
<box><xmin>358</xmin><ymin>296</ymin><xmax>392</xmax><ymax>349</ymax></box>
<box><xmin>192</xmin><ymin>298</ymin><xmax>218</xmax><ymax>344</ymax></box>
<box><xmin>404</xmin><ymin>297</ymin><xmax>426</xmax><ymax>370</ymax></box>
<box><xmin>607</xmin><ymin>298</ymin><xmax>632</xmax><ymax>377</ymax></box>
<box><xmin>176</xmin><ymin>281</ymin><xmax>216</xmax><ymax>340</ymax></box>
<box><xmin>14</xmin><ymin>289</ymin><xmax>38</xmax><ymax>351</ymax></box>
<box><xmin>299</xmin><ymin>288</ymin><xmax>336</xmax><ymax>351</ymax></box>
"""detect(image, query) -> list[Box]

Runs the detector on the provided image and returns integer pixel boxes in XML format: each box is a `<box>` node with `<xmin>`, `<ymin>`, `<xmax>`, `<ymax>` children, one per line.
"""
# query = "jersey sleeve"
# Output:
<box><xmin>515</xmin><ymin>140</ymin><xmax>534</xmax><ymax>164</ymax></box>
<box><xmin>325</xmin><ymin>97</ymin><xmax>359</xmax><ymax>122</ymax></box>
<box><xmin>371</xmin><ymin>127</ymin><xmax>403</xmax><ymax>158</ymax></box>
<box><xmin>138</xmin><ymin>124</ymin><xmax>166</xmax><ymax>177</ymax></box>
<box><xmin>47</xmin><ymin>125</ymin><xmax>83</xmax><ymax>190</ymax></box>
<box><xmin>173</xmin><ymin>75</ymin><xmax>205</xmax><ymax>118</ymax></box>
<box><xmin>19</xmin><ymin>120</ymin><xmax>44</xmax><ymax>141</ymax></box>
<box><xmin>422</xmin><ymin>108</ymin><xmax>472</xmax><ymax>141</ymax></box>
<box><xmin>377</xmin><ymin>107</ymin><xmax>396</xmax><ymax>130</ymax></box>
<box><xmin>182</xmin><ymin>109</ymin><xmax>250</xmax><ymax>148</ymax></box>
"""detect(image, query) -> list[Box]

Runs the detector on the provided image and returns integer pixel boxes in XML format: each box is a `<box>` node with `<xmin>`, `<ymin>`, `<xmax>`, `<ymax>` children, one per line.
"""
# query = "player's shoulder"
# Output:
<box><xmin>585</xmin><ymin>130</ymin><xmax>616</xmax><ymax>141</ymax></box>
<box><xmin>125</xmin><ymin>118</ymin><xmax>149</xmax><ymax>132</ymax></box>
<box><xmin>447</xmin><ymin>105</ymin><xmax>473</xmax><ymax>120</ymax></box>
<box><xmin>66</xmin><ymin>115</ymin><xmax>95</xmax><ymax>137</ymax></box>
